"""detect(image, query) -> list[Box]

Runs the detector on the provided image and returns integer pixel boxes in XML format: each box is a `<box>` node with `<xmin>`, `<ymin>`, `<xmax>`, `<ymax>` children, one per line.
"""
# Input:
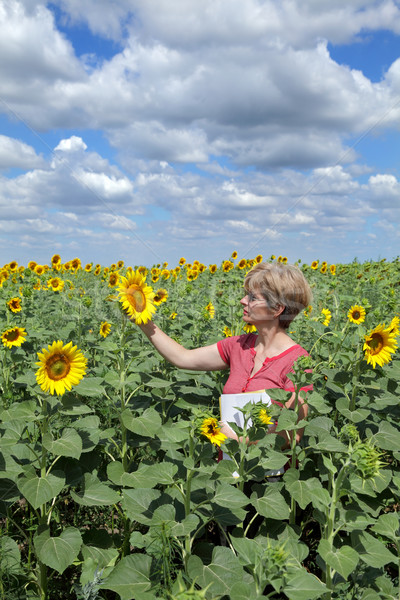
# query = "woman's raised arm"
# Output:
<box><xmin>138</xmin><ymin>321</ymin><xmax>228</xmax><ymax>371</ymax></box>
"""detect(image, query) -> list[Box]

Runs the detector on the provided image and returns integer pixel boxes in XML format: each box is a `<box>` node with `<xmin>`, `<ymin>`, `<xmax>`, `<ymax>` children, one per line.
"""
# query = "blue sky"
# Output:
<box><xmin>0</xmin><ymin>1</ymin><xmax>400</xmax><ymax>268</ymax></box>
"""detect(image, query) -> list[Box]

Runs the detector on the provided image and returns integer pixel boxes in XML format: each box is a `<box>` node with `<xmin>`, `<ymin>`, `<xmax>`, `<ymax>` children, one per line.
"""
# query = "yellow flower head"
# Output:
<box><xmin>100</xmin><ymin>321</ymin><xmax>111</xmax><ymax>338</ymax></box>
<box><xmin>153</xmin><ymin>288</ymin><xmax>168</xmax><ymax>305</ymax></box>
<box><xmin>237</xmin><ymin>259</ymin><xmax>247</xmax><ymax>270</ymax></box>
<box><xmin>209</xmin><ymin>264</ymin><xmax>217</xmax><ymax>274</ymax></box>
<box><xmin>330</xmin><ymin>264</ymin><xmax>336</xmax><ymax>275</ymax></box>
<box><xmin>223</xmin><ymin>326</ymin><xmax>232</xmax><ymax>337</ymax></box>
<box><xmin>51</xmin><ymin>254</ymin><xmax>61</xmax><ymax>266</ymax></box>
<box><xmin>34</xmin><ymin>264</ymin><xmax>45</xmax><ymax>276</ymax></box>
<box><xmin>255</xmin><ymin>254</ymin><xmax>263</xmax><ymax>264</ymax></box>
<box><xmin>321</xmin><ymin>308</ymin><xmax>331</xmax><ymax>327</ymax></box>
<box><xmin>108</xmin><ymin>272</ymin><xmax>119</xmax><ymax>288</ymax></box>
<box><xmin>222</xmin><ymin>260</ymin><xmax>234</xmax><ymax>272</ymax></box>
<box><xmin>311</xmin><ymin>260</ymin><xmax>319</xmax><ymax>270</ymax></box>
<box><xmin>7</xmin><ymin>297</ymin><xmax>22</xmax><ymax>313</ymax></box>
<box><xmin>118</xmin><ymin>270</ymin><xmax>156</xmax><ymax>324</ymax></box>
<box><xmin>47</xmin><ymin>277</ymin><xmax>65</xmax><ymax>292</ymax></box>
<box><xmin>243</xmin><ymin>323</ymin><xmax>257</xmax><ymax>333</ymax></box>
<box><xmin>85</xmin><ymin>263</ymin><xmax>93</xmax><ymax>272</ymax></box>
<box><xmin>347</xmin><ymin>305</ymin><xmax>366</xmax><ymax>324</ymax></box>
<box><xmin>8</xmin><ymin>261</ymin><xmax>18</xmax><ymax>272</ymax></box>
<box><xmin>1</xmin><ymin>326</ymin><xmax>27</xmax><ymax>348</ymax></box>
<box><xmin>231</xmin><ymin>251</ymin><xmax>238</xmax><ymax>259</ymax></box>
<box><xmin>170</xmin><ymin>312</ymin><xmax>177</xmax><ymax>319</ymax></box>
<box><xmin>200</xmin><ymin>417</ymin><xmax>227</xmax><ymax>447</ymax></box>
<box><xmin>387</xmin><ymin>316</ymin><xmax>400</xmax><ymax>337</ymax></box>
<box><xmin>179</xmin><ymin>257</ymin><xmax>186</xmax><ymax>266</ymax></box>
<box><xmin>205</xmin><ymin>302</ymin><xmax>215</xmax><ymax>319</ymax></box>
<box><xmin>363</xmin><ymin>324</ymin><xmax>398</xmax><ymax>369</ymax></box>
<box><xmin>36</xmin><ymin>340</ymin><xmax>87</xmax><ymax>396</ymax></box>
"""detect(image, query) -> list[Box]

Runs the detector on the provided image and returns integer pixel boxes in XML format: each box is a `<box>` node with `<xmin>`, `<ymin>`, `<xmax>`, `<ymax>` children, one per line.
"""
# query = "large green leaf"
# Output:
<box><xmin>18</xmin><ymin>471</ymin><xmax>65</xmax><ymax>509</ymax></box>
<box><xmin>34</xmin><ymin>526</ymin><xmax>82</xmax><ymax>574</ymax></box>
<box><xmin>0</xmin><ymin>400</ymin><xmax>37</xmax><ymax>422</ymax></box>
<box><xmin>42</xmin><ymin>427</ymin><xmax>82</xmax><ymax>459</ymax></box>
<box><xmin>99</xmin><ymin>554</ymin><xmax>152</xmax><ymax>600</ymax></box>
<box><xmin>284</xmin><ymin>571</ymin><xmax>326</xmax><ymax>600</ymax></box>
<box><xmin>371</xmin><ymin>512</ymin><xmax>400</xmax><ymax>542</ymax></box>
<box><xmin>251</xmin><ymin>485</ymin><xmax>290</xmax><ymax>520</ymax></box>
<box><xmin>351</xmin><ymin>531</ymin><xmax>396</xmax><ymax>568</ymax></box>
<box><xmin>0</xmin><ymin>536</ymin><xmax>21</xmax><ymax>574</ymax></box>
<box><xmin>74</xmin><ymin>377</ymin><xmax>105</xmax><ymax>397</ymax></box>
<box><xmin>374</xmin><ymin>421</ymin><xmax>400</xmax><ymax>450</ymax></box>
<box><xmin>187</xmin><ymin>547</ymin><xmax>251</xmax><ymax>597</ymax></box>
<box><xmin>70</xmin><ymin>473</ymin><xmax>120</xmax><ymax>506</ymax></box>
<box><xmin>318</xmin><ymin>540</ymin><xmax>359</xmax><ymax>579</ymax></box>
<box><xmin>121</xmin><ymin>488</ymin><xmax>162</xmax><ymax>525</ymax></box>
<box><xmin>121</xmin><ymin>407</ymin><xmax>162</xmax><ymax>437</ymax></box>
<box><xmin>213</xmin><ymin>484</ymin><xmax>249</xmax><ymax>510</ymax></box>
<box><xmin>109</xmin><ymin>462</ymin><xmax>178</xmax><ymax>489</ymax></box>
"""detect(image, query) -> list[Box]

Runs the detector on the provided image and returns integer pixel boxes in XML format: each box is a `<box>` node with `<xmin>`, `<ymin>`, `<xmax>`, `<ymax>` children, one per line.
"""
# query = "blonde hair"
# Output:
<box><xmin>244</xmin><ymin>262</ymin><xmax>312</xmax><ymax>329</ymax></box>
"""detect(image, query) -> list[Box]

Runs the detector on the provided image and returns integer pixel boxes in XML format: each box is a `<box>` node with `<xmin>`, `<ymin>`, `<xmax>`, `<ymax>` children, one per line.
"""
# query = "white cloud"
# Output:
<box><xmin>55</xmin><ymin>136</ymin><xmax>87</xmax><ymax>152</ymax></box>
<box><xmin>0</xmin><ymin>135</ymin><xmax>45</xmax><ymax>169</ymax></box>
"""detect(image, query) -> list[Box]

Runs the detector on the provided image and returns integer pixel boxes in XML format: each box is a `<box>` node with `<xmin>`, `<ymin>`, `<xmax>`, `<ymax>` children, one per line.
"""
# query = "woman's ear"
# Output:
<box><xmin>274</xmin><ymin>305</ymin><xmax>285</xmax><ymax>319</ymax></box>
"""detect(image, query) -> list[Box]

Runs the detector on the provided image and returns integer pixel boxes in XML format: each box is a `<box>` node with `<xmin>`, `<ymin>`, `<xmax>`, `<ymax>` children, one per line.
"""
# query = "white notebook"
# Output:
<box><xmin>219</xmin><ymin>390</ymin><xmax>285</xmax><ymax>478</ymax></box>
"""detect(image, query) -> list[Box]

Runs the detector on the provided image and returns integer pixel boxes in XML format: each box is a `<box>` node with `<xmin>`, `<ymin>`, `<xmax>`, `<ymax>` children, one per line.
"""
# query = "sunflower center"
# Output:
<box><xmin>353</xmin><ymin>311</ymin><xmax>360</xmax><ymax>320</ymax></box>
<box><xmin>5</xmin><ymin>330</ymin><xmax>18</xmax><ymax>341</ymax></box>
<box><xmin>127</xmin><ymin>286</ymin><xmax>146</xmax><ymax>312</ymax></box>
<box><xmin>207</xmin><ymin>423</ymin><xmax>217</xmax><ymax>434</ymax></box>
<box><xmin>45</xmin><ymin>354</ymin><xmax>71</xmax><ymax>380</ymax></box>
<box><xmin>368</xmin><ymin>333</ymin><xmax>383</xmax><ymax>354</ymax></box>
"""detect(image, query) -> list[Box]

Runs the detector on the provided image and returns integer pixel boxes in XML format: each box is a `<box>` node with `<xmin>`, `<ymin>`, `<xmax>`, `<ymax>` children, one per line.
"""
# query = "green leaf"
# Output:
<box><xmin>34</xmin><ymin>526</ymin><xmax>82</xmax><ymax>574</ymax></box>
<box><xmin>285</xmin><ymin>479</ymin><xmax>312</xmax><ymax>510</ymax></box>
<box><xmin>74</xmin><ymin>377</ymin><xmax>105</xmax><ymax>398</ymax></box>
<box><xmin>121</xmin><ymin>489</ymin><xmax>162</xmax><ymax>525</ymax></box>
<box><xmin>42</xmin><ymin>428</ymin><xmax>82</xmax><ymax>459</ymax></box>
<box><xmin>99</xmin><ymin>554</ymin><xmax>152</xmax><ymax>600</ymax></box>
<box><xmin>59</xmin><ymin>397</ymin><xmax>93</xmax><ymax>415</ymax></box>
<box><xmin>121</xmin><ymin>407</ymin><xmax>162</xmax><ymax>437</ymax></box>
<box><xmin>307</xmin><ymin>392</ymin><xmax>332</xmax><ymax>414</ymax></box>
<box><xmin>187</xmin><ymin>547</ymin><xmax>251</xmax><ymax>597</ymax></box>
<box><xmin>81</xmin><ymin>546</ymin><xmax>118</xmax><ymax>585</ymax></box>
<box><xmin>0</xmin><ymin>401</ymin><xmax>37</xmax><ymax>422</ymax></box>
<box><xmin>251</xmin><ymin>485</ymin><xmax>290</xmax><ymax>520</ymax></box>
<box><xmin>374</xmin><ymin>421</ymin><xmax>400</xmax><ymax>451</ymax></box>
<box><xmin>284</xmin><ymin>570</ymin><xmax>326</xmax><ymax>600</ymax></box>
<box><xmin>351</xmin><ymin>531</ymin><xmax>396</xmax><ymax>568</ymax></box>
<box><xmin>318</xmin><ymin>540</ymin><xmax>359</xmax><ymax>579</ymax></box>
<box><xmin>0</xmin><ymin>536</ymin><xmax>21</xmax><ymax>574</ymax></box>
<box><xmin>276</xmin><ymin>409</ymin><xmax>298</xmax><ymax>431</ymax></box>
<box><xmin>213</xmin><ymin>484</ymin><xmax>249</xmax><ymax>510</ymax></box>
<box><xmin>70</xmin><ymin>473</ymin><xmax>120</xmax><ymax>506</ymax></box>
<box><xmin>336</xmin><ymin>398</ymin><xmax>370</xmax><ymax>423</ymax></box>
<box><xmin>18</xmin><ymin>472</ymin><xmax>65</xmax><ymax>510</ymax></box>
<box><xmin>110</xmin><ymin>462</ymin><xmax>178</xmax><ymax>489</ymax></box>
<box><xmin>371</xmin><ymin>512</ymin><xmax>400</xmax><ymax>542</ymax></box>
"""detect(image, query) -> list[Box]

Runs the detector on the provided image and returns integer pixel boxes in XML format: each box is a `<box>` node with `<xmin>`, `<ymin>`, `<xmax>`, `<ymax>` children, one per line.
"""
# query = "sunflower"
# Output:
<box><xmin>94</xmin><ymin>265</ymin><xmax>101</xmax><ymax>276</ymax></box>
<box><xmin>161</xmin><ymin>269</ymin><xmax>170</xmax><ymax>280</ymax></box>
<box><xmin>200</xmin><ymin>417</ymin><xmax>227</xmax><ymax>447</ymax></box>
<box><xmin>208</xmin><ymin>264</ymin><xmax>217</xmax><ymax>274</ymax></box>
<box><xmin>330</xmin><ymin>264</ymin><xmax>336</xmax><ymax>275</ymax></box>
<box><xmin>281</xmin><ymin>256</ymin><xmax>288</xmax><ymax>264</ymax></box>
<box><xmin>108</xmin><ymin>272</ymin><xmax>119</xmax><ymax>288</ymax></box>
<box><xmin>100</xmin><ymin>321</ymin><xmax>111</xmax><ymax>338</ymax></box>
<box><xmin>187</xmin><ymin>270</ymin><xmax>198</xmax><ymax>281</ymax></box>
<box><xmin>28</xmin><ymin>261</ymin><xmax>37</xmax><ymax>271</ymax></box>
<box><xmin>34</xmin><ymin>265</ymin><xmax>45</xmax><ymax>276</ymax></box>
<box><xmin>7</xmin><ymin>297</ymin><xmax>22</xmax><ymax>313</ymax></box>
<box><xmin>36</xmin><ymin>340</ymin><xmax>87</xmax><ymax>396</ymax></box>
<box><xmin>320</xmin><ymin>264</ymin><xmax>328</xmax><ymax>274</ymax></box>
<box><xmin>199</xmin><ymin>263</ymin><xmax>206</xmax><ymax>273</ymax></box>
<box><xmin>138</xmin><ymin>266</ymin><xmax>148</xmax><ymax>277</ymax></box>
<box><xmin>223</xmin><ymin>326</ymin><xmax>232</xmax><ymax>337</ymax></box>
<box><xmin>117</xmin><ymin>260</ymin><xmax>124</xmax><ymax>269</ymax></box>
<box><xmin>153</xmin><ymin>288</ymin><xmax>168</xmax><ymax>305</ymax></box>
<box><xmin>270</xmin><ymin>255</ymin><xmax>276</xmax><ymax>260</ymax></box>
<box><xmin>47</xmin><ymin>277</ymin><xmax>64</xmax><ymax>292</ymax></box>
<box><xmin>304</xmin><ymin>305</ymin><xmax>313</xmax><ymax>317</ymax></box>
<box><xmin>387</xmin><ymin>316</ymin><xmax>400</xmax><ymax>336</ymax></box>
<box><xmin>151</xmin><ymin>274</ymin><xmax>159</xmax><ymax>283</ymax></box>
<box><xmin>243</xmin><ymin>324</ymin><xmax>257</xmax><ymax>333</ymax></box>
<box><xmin>1</xmin><ymin>326</ymin><xmax>27</xmax><ymax>348</ymax></box>
<box><xmin>321</xmin><ymin>308</ymin><xmax>331</xmax><ymax>326</ymax></box>
<box><xmin>277</xmin><ymin>255</ymin><xmax>283</xmax><ymax>263</ymax></box>
<box><xmin>170</xmin><ymin>312</ymin><xmax>177</xmax><ymax>319</ymax></box>
<box><xmin>347</xmin><ymin>305</ymin><xmax>366</xmax><ymax>324</ymax></box>
<box><xmin>237</xmin><ymin>259</ymin><xmax>247</xmax><ymax>270</ymax></box>
<box><xmin>51</xmin><ymin>254</ymin><xmax>61</xmax><ymax>266</ymax></box>
<box><xmin>179</xmin><ymin>257</ymin><xmax>186</xmax><ymax>266</ymax></box>
<box><xmin>71</xmin><ymin>258</ymin><xmax>81</xmax><ymax>271</ymax></box>
<box><xmin>231</xmin><ymin>251</ymin><xmax>238</xmax><ymax>259</ymax></box>
<box><xmin>118</xmin><ymin>270</ymin><xmax>156</xmax><ymax>324</ymax></box>
<box><xmin>251</xmin><ymin>405</ymin><xmax>273</xmax><ymax>427</ymax></box>
<box><xmin>205</xmin><ymin>302</ymin><xmax>215</xmax><ymax>319</ymax></box>
<box><xmin>9</xmin><ymin>261</ymin><xmax>18</xmax><ymax>272</ymax></box>
<box><xmin>84</xmin><ymin>263</ymin><xmax>93</xmax><ymax>272</ymax></box>
<box><xmin>363</xmin><ymin>324</ymin><xmax>398</xmax><ymax>369</ymax></box>
<box><xmin>255</xmin><ymin>254</ymin><xmax>263</xmax><ymax>264</ymax></box>
<box><xmin>222</xmin><ymin>260</ymin><xmax>234</xmax><ymax>273</ymax></box>
<box><xmin>311</xmin><ymin>261</ymin><xmax>319</xmax><ymax>270</ymax></box>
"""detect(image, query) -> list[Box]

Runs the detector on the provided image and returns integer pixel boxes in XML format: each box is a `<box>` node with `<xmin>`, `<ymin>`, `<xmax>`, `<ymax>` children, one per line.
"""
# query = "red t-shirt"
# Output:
<box><xmin>217</xmin><ymin>333</ymin><xmax>312</xmax><ymax>403</ymax></box>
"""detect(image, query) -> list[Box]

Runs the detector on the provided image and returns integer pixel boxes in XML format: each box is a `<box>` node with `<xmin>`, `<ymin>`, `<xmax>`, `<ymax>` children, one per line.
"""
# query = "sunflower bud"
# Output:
<box><xmin>339</xmin><ymin>423</ymin><xmax>359</xmax><ymax>444</ymax></box>
<box><xmin>249</xmin><ymin>401</ymin><xmax>274</xmax><ymax>428</ymax></box>
<box><xmin>352</xmin><ymin>440</ymin><xmax>386</xmax><ymax>479</ymax></box>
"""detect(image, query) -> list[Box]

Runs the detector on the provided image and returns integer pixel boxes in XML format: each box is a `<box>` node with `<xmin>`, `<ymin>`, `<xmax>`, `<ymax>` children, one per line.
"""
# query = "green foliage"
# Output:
<box><xmin>0</xmin><ymin>255</ymin><xmax>399</xmax><ymax>599</ymax></box>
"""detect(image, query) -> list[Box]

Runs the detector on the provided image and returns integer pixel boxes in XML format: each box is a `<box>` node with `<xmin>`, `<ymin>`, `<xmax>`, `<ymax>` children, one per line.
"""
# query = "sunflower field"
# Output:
<box><xmin>0</xmin><ymin>254</ymin><xmax>399</xmax><ymax>600</ymax></box>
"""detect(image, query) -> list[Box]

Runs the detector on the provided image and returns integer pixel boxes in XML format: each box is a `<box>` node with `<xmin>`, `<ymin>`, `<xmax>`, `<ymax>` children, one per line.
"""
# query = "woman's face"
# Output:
<box><xmin>240</xmin><ymin>289</ymin><xmax>277</xmax><ymax>324</ymax></box>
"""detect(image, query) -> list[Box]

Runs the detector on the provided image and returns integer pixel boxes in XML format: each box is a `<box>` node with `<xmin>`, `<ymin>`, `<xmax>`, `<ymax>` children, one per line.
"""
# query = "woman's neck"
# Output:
<box><xmin>254</xmin><ymin>325</ymin><xmax>295</xmax><ymax>357</ymax></box>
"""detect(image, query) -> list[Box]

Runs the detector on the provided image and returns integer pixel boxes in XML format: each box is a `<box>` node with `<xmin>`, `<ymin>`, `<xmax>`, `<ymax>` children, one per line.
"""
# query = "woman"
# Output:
<box><xmin>136</xmin><ymin>262</ymin><xmax>312</xmax><ymax>446</ymax></box>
